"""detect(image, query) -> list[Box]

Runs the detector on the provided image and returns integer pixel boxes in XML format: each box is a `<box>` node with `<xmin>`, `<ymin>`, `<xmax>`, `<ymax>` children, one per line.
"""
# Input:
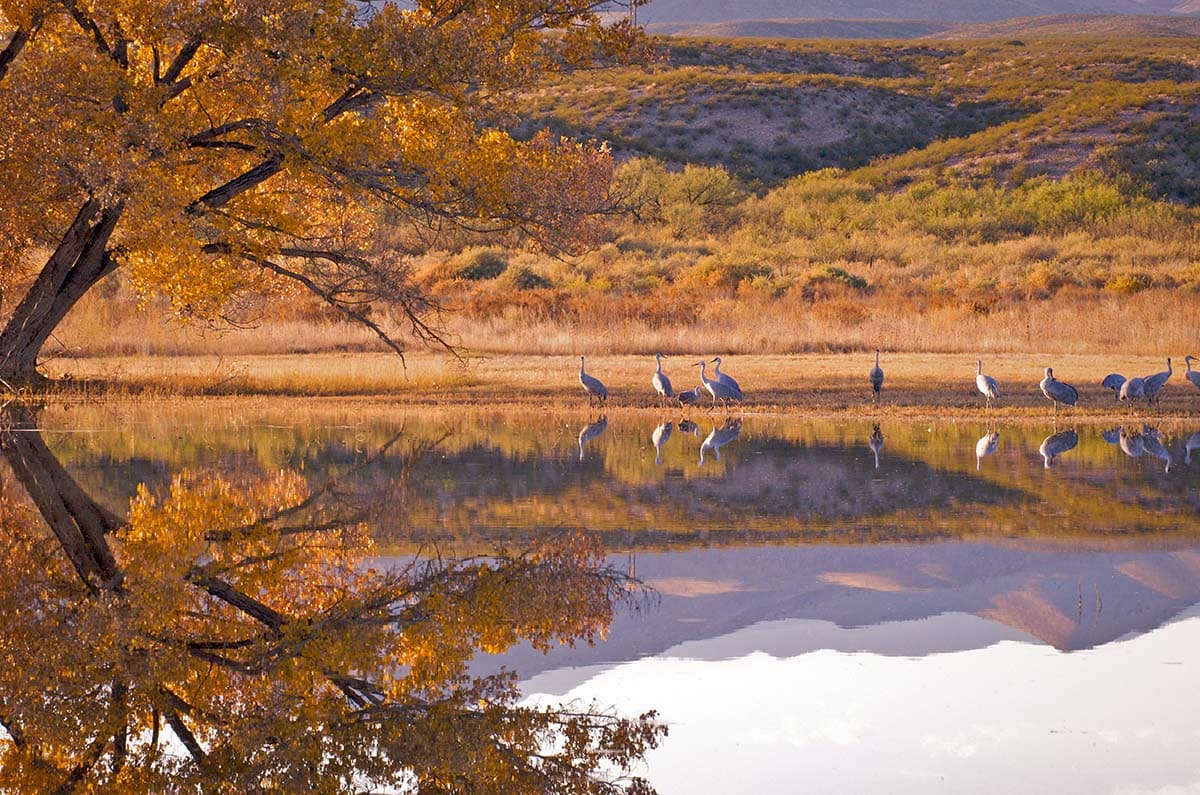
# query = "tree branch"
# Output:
<box><xmin>0</xmin><ymin>9</ymin><xmax>45</xmax><ymax>83</ymax></box>
<box><xmin>187</xmin><ymin>570</ymin><xmax>290</xmax><ymax>632</ymax></box>
<box><xmin>159</xmin><ymin>33</ymin><xmax>201</xmax><ymax>86</ymax></box>
<box><xmin>59</xmin><ymin>0</ymin><xmax>128</xmax><ymax>68</ymax></box>
<box><xmin>162</xmin><ymin>710</ymin><xmax>206</xmax><ymax>763</ymax></box>
<box><xmin>246</xmin><ymin>253</ymin><xmax>409</xmax><ymax>363</ymax></box>
<box><xmin>190</xmin><ymin>154</ymin><xmax>284</xmax><ymax>210</ymax></box>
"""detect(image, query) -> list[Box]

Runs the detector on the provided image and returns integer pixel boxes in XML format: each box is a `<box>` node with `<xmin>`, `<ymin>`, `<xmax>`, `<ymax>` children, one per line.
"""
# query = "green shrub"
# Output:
<box><xmin>454</xmin><ymin>249</ymin><xmax>508</xmax><ymax>280</ymax></box>
<box><xmin>823</xmin><ymin>266</ymin><xmax>869</xmax><ymax>291</ymax></box>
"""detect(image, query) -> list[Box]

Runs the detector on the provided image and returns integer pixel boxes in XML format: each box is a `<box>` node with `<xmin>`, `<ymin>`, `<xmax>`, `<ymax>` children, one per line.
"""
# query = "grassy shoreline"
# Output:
<box><xmin>30</xmin><ymin>351</ymin><xmax>1200</xmax><ymax>420</ymax></box>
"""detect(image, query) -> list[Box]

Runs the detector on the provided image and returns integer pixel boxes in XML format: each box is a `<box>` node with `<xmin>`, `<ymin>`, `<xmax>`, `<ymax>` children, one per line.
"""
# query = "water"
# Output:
<box><xmin>5</xmin><ymin>404</ymin><xmax>1200</xmax><ymax>792</ymax></box>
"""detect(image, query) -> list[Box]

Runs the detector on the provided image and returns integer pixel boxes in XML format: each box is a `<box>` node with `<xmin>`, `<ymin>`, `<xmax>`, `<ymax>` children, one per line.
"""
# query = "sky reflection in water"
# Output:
<box><xmin>33</xmin><ymin>407</ymin><xmax>1200</xmax><ymax>793</ymax></box>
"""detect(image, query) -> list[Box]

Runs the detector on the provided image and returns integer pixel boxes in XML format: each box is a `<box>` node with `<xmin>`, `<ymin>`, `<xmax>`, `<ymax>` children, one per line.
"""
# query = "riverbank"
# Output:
<box><xmin>29</xmin><ymin>351</ymin><xmax>1200</xmax><ymax>419</ymax></box>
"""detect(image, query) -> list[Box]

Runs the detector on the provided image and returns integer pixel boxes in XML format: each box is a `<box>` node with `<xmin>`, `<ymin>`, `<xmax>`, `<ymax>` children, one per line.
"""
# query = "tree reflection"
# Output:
<box><xmin>0</xmin><ymin>405</ymin><xmax>662</xmax><ymax>794</ymax></box>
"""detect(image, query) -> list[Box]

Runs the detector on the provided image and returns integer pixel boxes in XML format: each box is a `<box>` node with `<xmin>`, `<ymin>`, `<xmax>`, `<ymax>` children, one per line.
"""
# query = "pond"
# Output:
<box><xmin>3</xmin><ymin>403</ymin><xmax>1199</xmax><ymax>792</ymax></box>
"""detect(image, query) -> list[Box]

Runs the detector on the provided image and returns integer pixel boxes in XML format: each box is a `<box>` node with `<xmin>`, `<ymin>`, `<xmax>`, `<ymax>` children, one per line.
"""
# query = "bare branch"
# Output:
<box><xmin>247</xmin><ymin>253</ymin><xmax>410</xmax><ymax>364</ymax></box>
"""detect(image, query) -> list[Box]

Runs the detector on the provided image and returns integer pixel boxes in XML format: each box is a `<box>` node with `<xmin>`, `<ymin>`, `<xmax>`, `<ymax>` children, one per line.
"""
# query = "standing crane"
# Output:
<box><xmin>1186</xmin><ymin>355</ymin><xmax>1200</xmax><ymax>394</ymax></box>
<box><xmin>1142</xmin><ymin>357</ymin><xmax>1173</xmax><ymax>406</ymax></box>
<box><xmin>579</xmin><ymin>356</ymin><xmax>608</xmax><ymax>407</ymax></box>
<box><xmin>651</xmin><ymin>352</ymin><xmax>673</xmax><ymax>407</ymax></box>
<box><xmin>1039</xmin><ymin>367</ymin><xmax>1078</xmax><ymax>414</ymax></box>
<box><xmin>709</xmin><ymin>357</ymin><xmax>743</xmax><ymax>399</ymax></box>
<box><xmin>975</xmin><ymin>360</ymin><xmax>1000</xmax><ymax>408</ymax></box>
<box><xmin>869</xmin><ymin>349</ymin><xmax>884</xmax><ymax>403</ymax></box>
<box><xmin>695</xmin><ymin>360</ymin><xmax>740</xmax><ymax>409</ymax></box>
<box><xmin>1120</xmin><ymin>376</ymin><xmax>1145</xmax><ymax>403</ymax></box>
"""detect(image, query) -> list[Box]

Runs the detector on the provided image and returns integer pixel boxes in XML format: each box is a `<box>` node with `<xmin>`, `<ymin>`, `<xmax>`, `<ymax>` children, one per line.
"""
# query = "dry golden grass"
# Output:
<box><xmin>50</xmin><ymin>284</ymin><xmax>1200</xmax><ymax>362</ymax></box>
<box><xmin>38</xmin><ymin>351</ymin><xmax>1200</xmax><ymax>420</ymax></box>
<box><xmin>439</xmin><ymin>291</ymin><xmax>1200</xmax><ymax>357</ymax></box>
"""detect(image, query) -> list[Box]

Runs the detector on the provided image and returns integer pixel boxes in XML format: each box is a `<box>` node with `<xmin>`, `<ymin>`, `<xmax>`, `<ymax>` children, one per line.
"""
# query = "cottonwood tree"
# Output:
<box><xmin>0</xmin><ymin>1</ymin><xmax>645</xmax><ymax>382</ymax></box>
<box><xmin>0</xmin><ymin>406</ymin><xmax>664</xmax><ymax>792</ymax></box>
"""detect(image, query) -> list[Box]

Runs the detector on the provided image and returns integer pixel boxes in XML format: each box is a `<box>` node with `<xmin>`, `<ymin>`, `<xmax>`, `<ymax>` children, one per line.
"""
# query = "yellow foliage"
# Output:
<box><xmin>0</xmin><ymin>0</ymin><xmax>644</xmax><ymax>363</ymax></box>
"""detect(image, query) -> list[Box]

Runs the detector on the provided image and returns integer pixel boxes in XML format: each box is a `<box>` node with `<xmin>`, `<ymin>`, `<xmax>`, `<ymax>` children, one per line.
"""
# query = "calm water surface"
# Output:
<box><xmin>17</xmin><ymin>406</ymin><xmax>1200</xmax><ymax>792</ymax></box>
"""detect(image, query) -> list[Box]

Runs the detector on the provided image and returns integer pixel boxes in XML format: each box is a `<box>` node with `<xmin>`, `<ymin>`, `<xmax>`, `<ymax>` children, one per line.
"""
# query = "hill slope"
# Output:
<box><xmin>644</xmin><ymin>19</ymin><xmax>953</xmax><ymax>38</ymax></box>
<box><xmin>936</xmin><ymin>12</ymin><xmax>1200</xmax><ymax>36</ymax></box>
<box><xmin>637</xmin><ymin>0</ymin><xmax>1198</xmax><ymax>23</ymax></box>
<box><xmin>643</xmin><ymin>13</ymin><xmax>1200</xmax><ymax>39</ymax></box>
<box><xmin>519</xmin><ymin>36</ymin><xmax>1200</xmax><ymax>196</ymax></box>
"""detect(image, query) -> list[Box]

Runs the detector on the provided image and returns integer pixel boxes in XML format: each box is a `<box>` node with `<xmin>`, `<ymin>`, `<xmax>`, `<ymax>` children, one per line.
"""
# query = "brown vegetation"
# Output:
<box><xmin>11</xmin><ymin>34</ymin><xmax>1200</xmax><ymax>374</ymax></box>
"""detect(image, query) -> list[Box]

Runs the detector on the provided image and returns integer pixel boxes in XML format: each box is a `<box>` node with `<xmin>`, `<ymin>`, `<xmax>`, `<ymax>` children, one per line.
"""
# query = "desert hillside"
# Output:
<box><xmin>644</xmin><ymin>13</ymin><xmax>1200</xmax><ymax>38</ymax></box>
<box><xmin>52</xmin><ymin>30</ymin><xmax>1200</xmax><ymax>359</ymax></box>
<box><xmin>635</xmin><ymin>0</ymin><xmax>1199</xmax><ymax>23</ymax></box>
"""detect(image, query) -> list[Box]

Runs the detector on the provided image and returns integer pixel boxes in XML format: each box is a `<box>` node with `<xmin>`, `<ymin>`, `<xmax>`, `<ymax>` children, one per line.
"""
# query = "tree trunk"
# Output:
<box><xmin>0</xmin><ymin>200</ymin><xmax>123</xmax><ymax>384</ymax></box>
<box><xmin>0</xmin><ymin>404</ymin><xmax>124</xmax><ymax>591</ymax></box>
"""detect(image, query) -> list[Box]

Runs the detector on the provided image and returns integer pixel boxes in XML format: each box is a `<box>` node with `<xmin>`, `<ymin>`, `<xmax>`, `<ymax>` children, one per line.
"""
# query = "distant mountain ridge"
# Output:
<box><xmin>644</xmin><ymin>18</ymin><xmax>954</xmax><ymax>38</ymax></box>
<box><xmin>645</xmin><ymin>13</ymin><xmax>1200</xmax><ymax>38</ymax></box>
<box><xmin>934</xmin><ymin>12</ymin><xmax>1200</xmax><ymax>36</ymax></box>
<box><xmin>638</xmin><ymin>0</ymin><xmax>1199</xmax><ymax>23</ymax></box>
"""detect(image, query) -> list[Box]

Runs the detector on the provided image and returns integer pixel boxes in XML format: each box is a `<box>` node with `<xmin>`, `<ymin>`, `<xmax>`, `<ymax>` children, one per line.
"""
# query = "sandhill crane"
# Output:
<box><xmin>868</xmin><ymin>424</ymin><xmax>883</xmax><ymax>469</ymax></box>
<box><xmin>1142</xmin><ymin>425</ymin><xmax>1172</xmax><ymax>473</ymax></box>
<box><xmin>1118</xmin><ymin>426</ymin><xmax>1144</xmax><ymax>458</ymax></box>
<box><xmin>678</xmin><ymin>419</ymin><xmax>701</xmax><ymax>436</ymax></box>
<box><xmin>1039</xmin><ymin>367</ymin><xmax>1078</xmax><ymax>414</ymax></box>
<box><xmin>1101</xmin><ymin>373</ymin><xmax>1125</xmax><ymax>401</ymax></box>
<box><xmin>1185</xmin><ymin>356</ymin><xmax>1200</xmax><ymax>393</ymax></box>
<box><xmin>1039</xmin><ymin>429</ymin><xmax>1078</xmax><ymax>468</ymax></box>
<box><xmin>975</xmin><ymin>430</ymin><xmax>1000</xmax><ymax>470</ymax></box>
<box><xmin>652</xmin><ymin>352</ymin><xmax>673</xmax><ymax>406</ymax></box>
<box><xmin>579</xmin><ymin>356</ymin><xmax>608</xmax><ymax>406</ymax></box>
<box><xmin>975</xmin><ymin>360</ymin><xmax>1000</xmax><ymax>408</ymax></box>
<box><xmin>709</xmin><ymin>357</ymin><xmax>743</xmax><ymax>401</ymax></box>
<box><xmin>699</xmin><ymin>418</ymin><xmax>742</xmax><ymax>466</ymax></box>
<box><xmin>695</xmin><ymin>360</ymin><xmax>740</xmax><ymax>409</ymax></box>
<box><xmin>677</xmin><ymin>384</ymin><xmax>704</xmax><ymax>410</ymax></box>
<box><xmin>1185</xmin><ymin>431</ymin><xmax>1200</xmax><ymax>464</ymax></box>
<box><xmin>651</xmin><ymin>421</ymin><xmax>672</xmax><ymax>465</ymax></box>
<box><xmin>869</xmin><ymin>349</ymin><xmax>884</xmax><ymax>402</ymax></box>
<box><xmin>1142</xmin><ymin>357</ymin><xmax>1173</xmax><ymax>405</ymax></box>
<box><xmin>577</xmin><ymin>416</ymin><xmax>607</xmax><ymax>461</ymax></box>
<box><xmin>1120</xmin><ymin>376</ymin><xmax>1145</xmax><ymax>403</ymax></box>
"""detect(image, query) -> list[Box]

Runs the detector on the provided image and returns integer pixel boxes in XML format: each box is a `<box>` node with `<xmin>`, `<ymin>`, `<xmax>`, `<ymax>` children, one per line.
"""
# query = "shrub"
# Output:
<box><xmin>796</xmin><ymin>264</ymin><xmax>871</xmax><ymax>300</ymax></box>
<box><xmin>501</xmin><ymin>265</ymin><xmax>552</xmax><ymax>291</ymax></box>
<box><xmin>454</xmin><ymin>249</ymin><xmax>508</xmax><ymax>280</ymax></box>
<box><xmin>1026</xmin><ymin>262</ymin><xmax>1073</xmax><ymax>294</ymax></box>
<box><xmin>823</xmin><ymin>266</ymin><xmax>869</xmax><ymax>291</ymax></box>
<box><xmin>1105</xmin><ymin>271</ymin><xmax>1153</xmax><ymax>294</ymax></box>
<box><xmin>678</xmin><ymin>259</ymin><xmax>772</xmax><ymax>292</ymax></box>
